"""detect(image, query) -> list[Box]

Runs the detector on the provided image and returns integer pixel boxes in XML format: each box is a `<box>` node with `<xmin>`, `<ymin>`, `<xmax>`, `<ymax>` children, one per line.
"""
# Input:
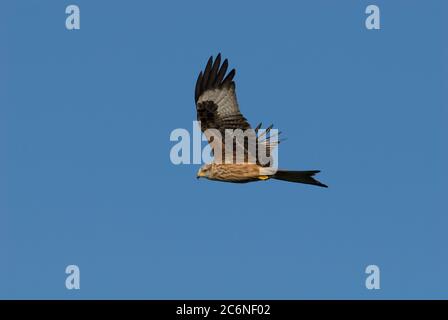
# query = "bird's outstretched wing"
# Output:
<box><xmin>195</xmin><ymin>54</ymin><xmax>278</xmax><ymax>165</ymax></box>
<box><xmin>195</xmin><ymin>54</ymin><xmax>251</xmax><ymax>134</ymax></box>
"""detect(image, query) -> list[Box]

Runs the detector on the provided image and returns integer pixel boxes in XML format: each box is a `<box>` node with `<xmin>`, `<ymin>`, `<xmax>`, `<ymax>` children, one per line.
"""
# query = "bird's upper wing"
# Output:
<box><xmin>195</xmin><ymin>54</ymin><xmax>251</xmax><ymax>133</ymax></box>
<box><xmin>195</xmin><ymin>54</ymin><xmax>252</xmax><ymax>163</ymax></box>
<box><xmin>194</xmin><ymin>54</ymin><xmax>281</xmax><ymax>166</ymax></box>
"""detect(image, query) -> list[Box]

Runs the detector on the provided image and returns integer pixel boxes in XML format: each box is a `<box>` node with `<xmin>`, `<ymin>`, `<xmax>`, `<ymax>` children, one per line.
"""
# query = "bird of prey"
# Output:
<box><xmin>195</xmin><ymin>54</ymin><xmax>327</xmax><ymax>188</ymax></box>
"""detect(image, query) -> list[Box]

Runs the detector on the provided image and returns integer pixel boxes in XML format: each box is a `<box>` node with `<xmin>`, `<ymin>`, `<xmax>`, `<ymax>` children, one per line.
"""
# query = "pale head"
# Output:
<box><xmin>197</xmin><ymin>163</ymin><xmax>213</xmax><ymax>179</ymax></box>
<box><xmin>196</xmin><ymin>163</ymin><xmax>213</xmax><ymax>179</ymax></box>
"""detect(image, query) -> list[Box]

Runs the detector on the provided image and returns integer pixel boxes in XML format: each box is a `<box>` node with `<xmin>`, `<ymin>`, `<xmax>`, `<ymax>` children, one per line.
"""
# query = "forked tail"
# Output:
<box><xmin>272</xmin><ymin>170</ymin><xmax>328</xmax><ymax>188</ymax></box>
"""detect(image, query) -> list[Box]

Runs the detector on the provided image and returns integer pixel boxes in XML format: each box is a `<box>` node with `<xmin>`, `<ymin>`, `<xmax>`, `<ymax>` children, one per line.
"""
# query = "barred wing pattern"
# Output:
<box><xmin>195</xmin><ymin>54</ymin><xmax>278</xmax><ymax>165</ymax></box>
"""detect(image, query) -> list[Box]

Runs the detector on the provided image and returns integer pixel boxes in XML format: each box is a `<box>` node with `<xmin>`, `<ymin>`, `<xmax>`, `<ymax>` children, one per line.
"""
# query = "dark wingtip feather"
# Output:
<box><xmin>222</xmin><ymin>68</ymin><xmax>236</xmax><ymax>86</ymax></box>
<box><xmin>195</xmin><ymin>54</ymin><xmax>237</xmax><ymax>102</ymax></box>
<box><xmin>201</xmin><ymin>56</ymin><xmax>214</xmax><ymax>91</ymax></box>
<box><xmin>208</xmin><ymin>54</ymin><xmax>221</xmax><ymax>88</ymax></box>
<box><xmin>215</xmin><ymin>59</ymin><xmax>228</xmax><ymax>85</ymax></box>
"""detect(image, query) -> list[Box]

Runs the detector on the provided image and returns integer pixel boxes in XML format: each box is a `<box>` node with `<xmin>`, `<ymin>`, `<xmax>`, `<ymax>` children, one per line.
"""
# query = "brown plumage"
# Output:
<box><xmin>195</xmin><ymin>54</ymin><xmax>328</xmax><ymax>188</ymax></box>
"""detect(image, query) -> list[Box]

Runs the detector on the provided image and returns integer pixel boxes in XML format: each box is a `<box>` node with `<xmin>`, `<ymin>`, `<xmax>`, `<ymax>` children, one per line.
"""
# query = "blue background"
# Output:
<box><xmin>1</xmin><ymin>0</ymin><xmax>447</xmax><ymax>299</ymax></box>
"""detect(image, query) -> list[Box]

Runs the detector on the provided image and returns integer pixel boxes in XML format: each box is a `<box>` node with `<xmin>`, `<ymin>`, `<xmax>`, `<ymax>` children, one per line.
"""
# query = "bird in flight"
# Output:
<box><xmin>195</xmin><ymin>54</ymin><xmax>327</xmax><ymax>188</ymax></box>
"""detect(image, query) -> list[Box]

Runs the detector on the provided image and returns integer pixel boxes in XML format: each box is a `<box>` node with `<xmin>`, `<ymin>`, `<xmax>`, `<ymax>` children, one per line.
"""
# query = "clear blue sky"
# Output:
<box><xmin>1</xmin><ymin>0</ymin><xmax>447</xmax><ymax>299</ymax></box>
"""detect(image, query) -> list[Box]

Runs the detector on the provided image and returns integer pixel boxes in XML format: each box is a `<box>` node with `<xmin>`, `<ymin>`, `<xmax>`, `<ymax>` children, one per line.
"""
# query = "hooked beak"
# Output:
<box><xmin>197</xmin><ymin>171</ymin><xmax>206</xmax><ymax>179</ymax></box>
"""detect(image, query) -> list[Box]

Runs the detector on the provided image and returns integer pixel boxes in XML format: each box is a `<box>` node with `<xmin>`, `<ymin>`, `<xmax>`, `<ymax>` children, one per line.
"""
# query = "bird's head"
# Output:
<box><xmin>197</xmin><ymin>164</ymin><xmax>212</xmax><ymax>179</ymax></box>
